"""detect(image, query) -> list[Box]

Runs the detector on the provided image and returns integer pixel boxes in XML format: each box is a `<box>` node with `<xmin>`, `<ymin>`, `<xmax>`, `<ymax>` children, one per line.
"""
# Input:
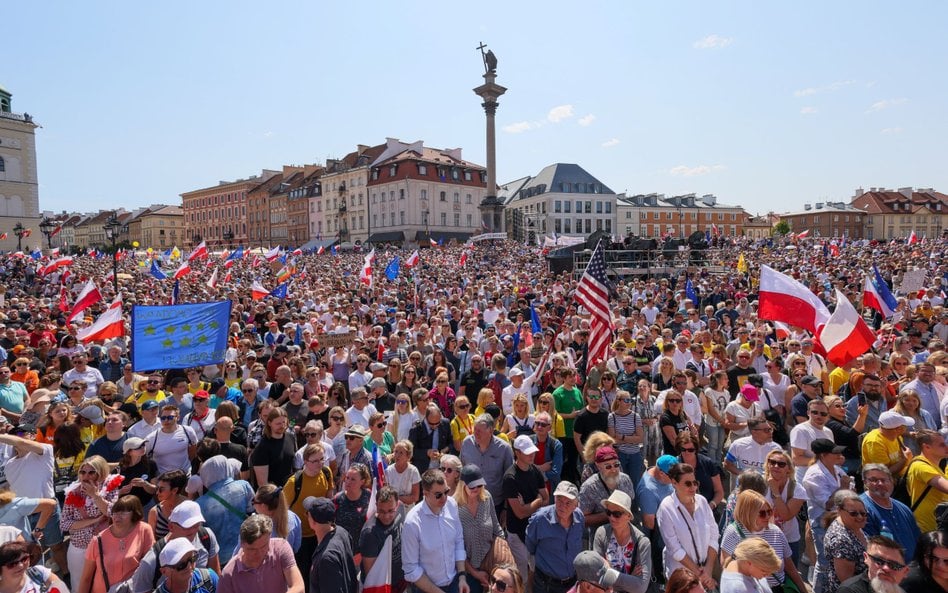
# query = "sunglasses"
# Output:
<box><xmin>533</xmin><ymin>421</ymin><xmax>550</xmax><ymax>428</ymax></box>
<box><xmin>758</xmin><ymin>508</ymin><xmax>773</xmax><ymax>518</ymax></box>
<box><xmin>843</xmin><ymin>509</ymin><xmax>868</xmax><ymax>518</ymax></box>
<box><xmin>604</xmin><ymin>510</ymin><xmax>626</xmax><ymax>519</ymax></box>
<box><xmin>304</xmin><ymin>432</ymin><xmax>320</xmax><ymax>438</ymax></box>
<box><xmin>490</xmin><ymin>577</ymin><xmax>512</xmax><ymax>592</ymax></box>
<box><xmin>666</xmin><ymin>398</ymin><xmax>682</xmax><ymax>403</ymax></box>
<box><xmin>345</xmin><ymin>435</ymin><xmax>361</xmax><ymax>441</ymax></box>
<box><xmin>431</xmin><ymin>489</ymin><xmax>450</xmax><ymax>499</ymax></box>
<box><xmin>680</xmin><ymin>447</ymin><xmax>696</xmax><ymax>453</ymax></box>
<box><xmin>767</xmin><ymin>459</ymin><xmax>788</xmax><ymax>468</ymax></box>
<box><xmin>375</xmin><ymin>422</ymin><xmax>386</xmax><ymax>428</ymax></box>
<box><xmin>457</xmin><ymin>403</ymin><xmax>470</xmax><ymax>409</ymax></box>
<box><xmin>867</xmin><ymin>553</ymin><xmax>906</xmax><ymax>571</ymax></box>
<box><xmin>172</xmin><ymin>554</ymin><xmax>197</xmax><ymax>571</ymax></box>
<box><xmin>160</xmin><ymin>415</ymin><xmax>177</xmax><ymax>422</ymax></box>
<box><xmin>396</xmin><ymin>399</ymin><xmax>409</xmax><ymax>404</ymax></box>
<box><xmin>330</xmin><ymin>416</ymin><xmax>344</xmax><ymax>422</ymax></box>
<box><xmin>679</xmin><ymin>480</ymin><xmax>699</xmax><ymax>488</ymax></box>
<box><xmin>600</xmin><ymin>462</ymin><xmax>620</xmax><ymax>470</ymax></box>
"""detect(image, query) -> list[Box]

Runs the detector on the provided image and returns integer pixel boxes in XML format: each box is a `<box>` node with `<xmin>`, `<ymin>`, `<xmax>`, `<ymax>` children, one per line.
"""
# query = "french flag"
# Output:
<box><xmin>757</xmin><ymin>265</ymin><xmax>830</xmax><ymax>334</ymax></box>
<box><xmin>817</xmin><ymin>289</ymin><xmax>876</xmax><ymax>366</ymax></box>
<box><xmin>67</xmin><ymin>280</ymin><xmax>103</xmax><ymax>323</ymax></box>
<box><xmin>405</xmin><ymin>250</ymin><xmax>419</xmax><ymax>267</ymax></box>
<box><xmin>863</xmin><ymin>265</ymin><xmax>898</xmax><ymax>319</ymax></box>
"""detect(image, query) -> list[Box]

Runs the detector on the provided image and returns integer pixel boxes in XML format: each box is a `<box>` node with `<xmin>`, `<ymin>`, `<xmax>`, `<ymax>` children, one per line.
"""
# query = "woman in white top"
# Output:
<box><xmin>656</xmin><ymin>463</ymin><xmax>719</xmax><ymax>591</ymax></box>
<box><xmin>761</xmin><ymin>358</ymin><xmax>791</xmax><ymax>412</ymax></box>
<box><xmin>702</xmin><ymin>371</ymin><xmax>729</xmax><ymax>465</ymax></box>
<box><xmin>723</xmin><ymin>384</ymin><xmax>761</xmax><ymax>440</ymax></box>
<box><xmin>383</xmin><ymin>440</ymin><xmax>421</xmax><ymax>507</ymax></box>
<box><xmin>762</xmin><ymin>449</ymin><xmax>805</xmax><ymax>566</ymax></box>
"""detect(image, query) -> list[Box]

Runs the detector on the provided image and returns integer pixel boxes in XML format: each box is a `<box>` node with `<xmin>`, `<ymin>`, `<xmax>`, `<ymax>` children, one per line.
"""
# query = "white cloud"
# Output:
<box><xmin>547</xmin><ymin>104</ymin><xmax>575</xmax><ymax>123</ymax></box>
<box><xmin>793</xmin><ymin>80</ymin><xmax>855</xmax><ymax>98</ymax></box>
<box><xmin>502</xmin><ymin>121</ymin><xmax>536</xmax><ymax>134</ymax></box>
<box><xmin>881</xmin><ymin>127</ymin><xmax>904</xmax><ymax>135</ymax></box>
<box><xmin>578</xmin><ymin>114</ymin><xmax>596</xmax><ymax>127</ymax></box>
<box><xmin>800</xmin><ymin>106</ymin><xmax>818</xmax><ymax>115</ymax></box>
<box><xmin>601</xmin><ymin>138</ymin><xmax>620</xmax><ymax>148</ymax></box>
<box><xmin>866</xmin><ymin>98</ymin><xmax>908</xmax><ymax>113</ymax></box>
<box><xmin>693</xmin><ymin>34</ymin><xmax>733</xmax><ymax>49</ymax></box>
<box><xmin>669</xmin><ymin>164</ymin><xmax>725</xmax><ymax>177</ymax></box>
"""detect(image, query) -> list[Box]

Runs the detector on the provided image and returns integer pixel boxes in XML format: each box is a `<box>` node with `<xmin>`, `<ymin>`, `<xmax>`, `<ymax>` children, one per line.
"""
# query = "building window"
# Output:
<box><xmin>466</xmin><ymin>193</ymin><xmax>472</xmax><ymax>204</ymax></box>
<box><xmin>454</xmin><ymin>213</ymin><xmax>460</xmax><ymax>227</ymax></box>
<box><xmin>605</xmin><ymin>220</ymin><xmax>612</xmax><ymax>232</ymax></box>
<box><xmin>400</xmin><ymin>212</ymin><xmax>405</xmax><ymax>225</ymax></box>
<box><xmin>605</xmin><ymin>202</ymin><xmax>612</xmax><ymax>214</ymax></box>
<box><xmin>666</xmin><ymin>212</ymin><xmax>673</xmax><ymax>220</ymax></box>
<box><xmin>390</xmin><ymin>191</ymin><xmax>395</xmax><ymax>202</ymax></box>
<box><xmin>562</xmin><ymin>183</ymin><xmax>571</xmax><ymax>193</ymax></box>
<box><xmin>441</xmin><ymin>213</ymin><xmax>447</xmax><ymax>225</ymax></box>
<box><xmin>389</xmin><ymin>165</ymin><xmax>397</xmax><ymax>176</ymax></box>
<box><xmin>467</xmin><ymin>214</ymin><xmax>472</xmax><ymax>226</ymax></box>
<box><xmin>464</xmin><ymin>171</ymin><xmax>472</xmax><ymax>181</ymax></box>
<box><xmin>440</xmin><ymin>191</ymin><xmax>446</xmax><ymax>202</ymax></box>
<box><xmin>0</xmin><ymin>157</ymin><xmax>4</xmax><ymax>172</ymax></box>
<box><xmin>451</xmin><ymin>169</ymin><xmax>459</xmax><ymax>180</ymax></box>
<box><xmin>564</xmin><ymin>201</ymin><xmax>571</xmax><ymax>213</ymax></box>
<box><xmin>418</xmin><ymin>164</ymin><xmax>428</xmax><ymax>176</ymax></box>
<box><xmin>555</xmin><ymin>218</ymin><xmax>562</xmax><ymax>234</ymax></box>
<box><xmin>420</xmin><ymin>189</ymin><xmax>427</xmax><ymax>201</ymax></box>
<box><xmin>399</xmin><ymin>189</ymin><xmax>405</xmax><ymax>200</ymax></box>
<box><xmin>454</xmin><ymin>193</ymin><xmax>460</xmax><ymax>203</ymax></box>
<box><xmin>564</xmin><ymin>219</ymin><xmax>571</xmax><ymax>233</ymax></box>
<box><xmin>596</xmin><ymin>219</ymin><xmax>603</xmax><ymax>231</ymax></box>
<box><xmin>596</xmin><ymin>202</ymin><xmax>602</xmax><ymax>214</ymax></box>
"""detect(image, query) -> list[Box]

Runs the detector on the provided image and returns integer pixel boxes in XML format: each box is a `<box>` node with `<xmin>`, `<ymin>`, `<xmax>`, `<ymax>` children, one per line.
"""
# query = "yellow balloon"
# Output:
<box><xmin>147</xmin><ymin>248</ymin><xmax>153</xmax><ymax>254</ymax></box>
<box><xmin>132</xmin><ymin>241</ymin><xmax>140</xmax><ymax>248</ymax></box>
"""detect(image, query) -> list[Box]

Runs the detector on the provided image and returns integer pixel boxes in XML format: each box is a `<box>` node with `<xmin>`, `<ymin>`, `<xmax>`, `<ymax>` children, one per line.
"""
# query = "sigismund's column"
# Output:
<box><xmin>473</xmin><ymin>43</ymin><xmax>506</xmax><ymax>233</ymax></box>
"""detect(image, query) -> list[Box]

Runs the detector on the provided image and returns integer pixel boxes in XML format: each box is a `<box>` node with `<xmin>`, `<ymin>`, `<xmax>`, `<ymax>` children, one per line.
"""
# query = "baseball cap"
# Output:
<box><xmin>303</xmin><ymin>497</ymin><xmax>336</xmax><ymax>524</ymax></box>
<box><xmin>460</xmin><ymin>465</ymin><xmax>487</xmax><ymax>489</ymax></box>
<box><xmin>13</xmin><ymin>423</ymin><xmax>36</xmax><ymax>435</ymax></box>
<box><xmin>141</xmin><ymin>400</ymin><xmax>160</xmax><ymax>411</ymax></box>
<box><xmin>800</xmin><ymin>375</ymin><xmax>822</xmax><ymax>387</ymax></box>
<box><xmin>193</xmin><ymin>390</ymin><xmax>210</xmax><ymax>401</ymax></box>
<box><xmin>78</xmin><ymin>406</ymin><xmax>105</xmax><ymax>425</ymax></box>
<box><xmin>122</xmin><ymin>437</ymin><xmax>146</xmax><ymax>453</ymax></box>
<box><xmin>594</xmin><ymin>445</ymin><xmax>618</xmax><ymax>463</ymax></box>
<box><xmin>513</xmin><ymin>435</ymin><xmax>538</xmax><ymax>455</ymax></box>
<box><xmin>740</xmin><ymin>384</ymin><xmax>760</xmax><ymax>402</ymax></box>
<box><xmin>209</xmin><ymin>378</ymin><xmax>226</xmax><ymax>393</ymax></box>
<box><xmin>508</xmin><ymin>368</ymin><xmax>525</xmax><ymax>378</ymax></box>
<box><xmin>573</xmin><ymin>550</ymin><xmax>620</xmax><ymax>589</ymax></box>
<box><xmin>553</xmin><ymin>481</ymin><xmax>579</xmax><ymax>500</ymax></box>
<box><xmin>158</xmin><ymin>538</ymin><xmax>196</xmax><ymax>567</ymax></box>
<box><xmin>810</xmin><ymin>438</ymin><xmax>846</xmax><ymax>455</ymax></box>
<box><xmin>656</xmin><ymin>455</ymin><xmax>678</xmax><ymax>475</ymax></box>
<box><xmin>879</xmin><ymin>410</ymin><xmax>916</xmax><ymax>430</ymax></box>
<box><xmin>168</xmin><ymin>501</ymin><xmax>205</xmax><ymax>528</ymax></box>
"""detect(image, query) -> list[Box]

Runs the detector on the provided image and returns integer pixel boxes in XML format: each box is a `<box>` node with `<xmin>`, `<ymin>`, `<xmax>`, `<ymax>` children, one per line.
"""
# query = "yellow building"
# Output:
<box><xmin>139</xmin><ymin>205</ymin><xmax>184</xmax><ymax>250</ymax></box>
<box><xmin>0</xmin><ymin>84</ymin><xmax>41</xmax><ymax>251</ymax></box>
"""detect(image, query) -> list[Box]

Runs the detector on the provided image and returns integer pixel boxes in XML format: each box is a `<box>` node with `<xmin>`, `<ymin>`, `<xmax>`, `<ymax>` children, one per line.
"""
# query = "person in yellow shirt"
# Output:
<box><xmin>862</xmin><ymin>411</ymin><xmax>915</xmax><ymax>478</ymax></box>
<box><xmin>449</xmin><ymin>395</ymin><xmax>475</xmax><ymax>451</ymax></box>
<box><xmin>125</xmin><ymin>371</ymin><xmax>167</xmax><ymax>410</ymax></box>
<box><xmin>283</xmin><ymin>441</ymin><xmax>334</xmax><ymax>582</ymax></box>
<box><xmin>907</xmin><ymin>429</ymin><xmax>948</xmax><ymax>532</ymax></box>
<box><xmin>828</xmin><ymin>360</ymin><xmax>854</xmax><ymax>395</ymax></box>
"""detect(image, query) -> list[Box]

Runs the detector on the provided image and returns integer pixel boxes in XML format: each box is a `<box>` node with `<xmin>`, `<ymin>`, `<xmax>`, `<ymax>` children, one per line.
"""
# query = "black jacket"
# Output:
<box><xmin>310</xmin><ymin>526</ymin><xmax>359</xmax><ymax>593</ymax></box>
<box><xmin>408</xmin><ymin>417</ymin><xmax>453</xmax><ymax>470</ymax></box>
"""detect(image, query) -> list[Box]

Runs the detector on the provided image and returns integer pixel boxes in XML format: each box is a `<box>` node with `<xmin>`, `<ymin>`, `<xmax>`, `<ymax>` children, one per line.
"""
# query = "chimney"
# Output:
<box><xmin>804</xmin><ymin>204</ymin><xmax>812</xmax><ymax>211</ymax></box>
<box><xmin>899</xmin><ymin>187</ymin><xmax>913</xmax><ymax>198</ymax></box>
<box><xmin>701</xmin><ymin>194</ymin><xmax>717</xmax><ymax>206</ymax></box>
<box><xmin>853</xmin><ymin>187</ymin><xmax>864</xmax><ymax>198</ymax></box>
<box><xmin>357</xmin><ymin>145</ymin><xmax>370</xmax><ymax>154</ymax></box>
<box><xmin>815</xmin><ymin>202</ymin><xmax>824</xmax><ymax>209</ymax></box>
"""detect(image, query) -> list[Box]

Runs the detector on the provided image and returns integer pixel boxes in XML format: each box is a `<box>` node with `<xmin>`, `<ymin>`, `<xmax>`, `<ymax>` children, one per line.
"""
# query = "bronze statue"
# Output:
<box><xmin>477</xmin><ymin>42</ymin><xmax>498</xmax><ymax>74</ymax></box>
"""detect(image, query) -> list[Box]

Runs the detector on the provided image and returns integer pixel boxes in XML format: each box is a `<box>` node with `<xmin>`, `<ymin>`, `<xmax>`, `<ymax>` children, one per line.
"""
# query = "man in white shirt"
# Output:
<box><xmin>724</xmin><ymin>417</ymin><xmax>783</xmax><ymax>475</ymax></box>
<box><xmin>62</xmin><ymin>351</ymin><xmax>104</xmax><ymax>398</ymax></box>
<box><xmin>127</xmin><ymin>400</ymin><xmax>162</xmax><ymax>440</ymax></box>
<box><xmin>790</xmin><ymin>398</ymin><xmax>835</xmax><ymax>482</ymax></box>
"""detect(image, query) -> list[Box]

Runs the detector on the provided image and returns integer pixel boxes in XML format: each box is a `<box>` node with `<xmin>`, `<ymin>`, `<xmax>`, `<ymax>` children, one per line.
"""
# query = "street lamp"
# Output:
<box><xmin>39</xmin><ymin>218</ymin><xmax>54</xmax><ymax>249</ymax></box>
<box><xmin>12</xmin><ymin>222</ymin><xmax>26</xmax><ymax>252</ymax></box>
<box><xmin>103</xmin><ymin>212</ymin><xmax>121</xmax><ymax>296</ymax></box>
<box><xmin>422</xmin><ymin>210</ymin><xmax>430</xmax><ymax>245</ymax></box>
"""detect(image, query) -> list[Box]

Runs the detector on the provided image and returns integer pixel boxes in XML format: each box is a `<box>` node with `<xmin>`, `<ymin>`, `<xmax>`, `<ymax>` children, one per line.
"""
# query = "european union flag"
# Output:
<box><xmin>330</xmin><ymin>245</ymin><xmax>338</xmax><ymax>256</ymax></box>
<box><xmin>169</xmin><ymin>280</ymin><xmax>179</xmax><ymax>305</ymax></box>
<box><xmin>529</xmin><ymin>301</ymin><xmax>542</xmax><ymax>333</ymax></box>
<box><xmin>385</xmin><ymin>257</ymin><xmax>400</xmax><ymax>281</ymax></box>
<box><xmin>685</xmin><ymin>277</ymin><xmax>698</xmax><ymax>305</ymax></box>
<box><xmin>269</xmin><ymin>283</ymin><xmax>288</xmax><ymax>299</ymax></box>
<box><xmin>131</xmin><ymin>301</ymin><xmax>232</xmax><ymax>370</ymax></box>
<box><xmin>150</xmin><ymin>260</ymin><xmax>167</xmax><ymax>280</ymax></box>
<box><xmin>30</xmin><ymin>249</ymin><xmax>41</xmax><ymax>260</ymax></box>
<box><xmin>225</xmin><ymin>246</ymin><xmax>243</xmax><ymax>263</ymax></box>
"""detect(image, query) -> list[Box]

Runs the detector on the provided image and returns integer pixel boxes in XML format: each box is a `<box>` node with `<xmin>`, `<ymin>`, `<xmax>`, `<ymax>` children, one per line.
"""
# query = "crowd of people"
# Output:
<box><xmin>0</xmin><ymin>235</ymin><xmax>947</xmax><ymax>593</ymax></box>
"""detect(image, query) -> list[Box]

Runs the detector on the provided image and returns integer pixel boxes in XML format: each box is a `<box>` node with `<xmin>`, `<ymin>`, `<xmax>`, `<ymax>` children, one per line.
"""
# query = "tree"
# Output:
<box><xmin>773</xmin><ymin>220</ymin><xmax>790</xmax><ymax>236</ymax></box>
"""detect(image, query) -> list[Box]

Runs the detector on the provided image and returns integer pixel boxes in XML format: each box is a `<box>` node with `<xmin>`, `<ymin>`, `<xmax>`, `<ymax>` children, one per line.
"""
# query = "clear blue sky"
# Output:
<box><xmin>5</xmin><ymin>1</ymin><xmax>948</xmax><ymax>216</ymax></box>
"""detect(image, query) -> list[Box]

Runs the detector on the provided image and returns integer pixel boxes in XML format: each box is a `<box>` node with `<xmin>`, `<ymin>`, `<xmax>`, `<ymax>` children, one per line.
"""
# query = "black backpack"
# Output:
<box><xmin>288</xmin><ymin>465</ymin><xmax>334</xmax><ymax>508</ymax></box>
<box><xmin>759</xmin><ymin>388</ymin><xmax>789</xmax><ymax>446</ymax></box>
<box><xmin>892</xmin><ymin>456</ymin><xmax>933</xmax><ymax>511</ymax></box>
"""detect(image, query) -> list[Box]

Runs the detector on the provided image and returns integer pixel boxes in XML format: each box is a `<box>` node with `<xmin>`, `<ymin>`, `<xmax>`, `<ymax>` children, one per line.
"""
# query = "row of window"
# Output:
<box><xmin>187</xmin><ymin>224</ymin><xmax>247</xmax><ymax>239</ymax></box>
<box><xmin>372</xmin><ymin>162</ymin><xmax>485</xmax><ymax>184</ymax></box>
<box><xmin>189</xmin><ymin>206</ymin><xmax>247</xmax><ymax>223</ymax></box>
<box><xmin>553</xmin><ymin>200</ymin><xmax>613</xmax><ymax>214</ymax></box>
<box><xmin>186</xmin><ymin>191</ymin><xmax>246</xmax><ymax>208</ymax></box>
<box><xmin>797</xmin><ymin>214</ymin><xmax>863</xmax><ymax>224</ymax></box>
<box><xmin>553</xmin><ymin>218</ymin><xmax>613</xmax><ymax>234</ymax></box>
<box><xmin>624</xmin><ymin>211</ymin><xmax>738</xmax><ymax>221</ymax></box>
<box><xmin>623</xmin><ymin>225</ymin><xmax>739</xmax><ymax>237</ymax></box>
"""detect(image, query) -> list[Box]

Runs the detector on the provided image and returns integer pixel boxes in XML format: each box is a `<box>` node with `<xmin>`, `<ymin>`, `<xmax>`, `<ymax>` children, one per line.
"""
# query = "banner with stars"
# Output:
<box><xmin>131</xmin><ymin>301</ymin><xmax>232</xmax><ymax>370</ymax></box>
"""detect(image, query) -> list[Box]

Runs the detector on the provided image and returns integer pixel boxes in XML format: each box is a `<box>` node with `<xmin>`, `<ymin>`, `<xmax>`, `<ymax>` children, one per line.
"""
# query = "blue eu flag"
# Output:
<box><xmin>385</xmin><ymin>257</ymin><xmax>400</xmax><ymax>281</ymax></box>
<box><xmin>131</xmin><ymin>301</ymin><xmax>232</xmax><ymax>370</ymax></box>
<box><xmin>150</xmin><ymin>260</ymin><xmax>167</xmax><ymax>280</ymax></box>
<box><xmin>685</xmin><ymin>277</ymin><xmax>698</xmax><ymax>305</ymax></box>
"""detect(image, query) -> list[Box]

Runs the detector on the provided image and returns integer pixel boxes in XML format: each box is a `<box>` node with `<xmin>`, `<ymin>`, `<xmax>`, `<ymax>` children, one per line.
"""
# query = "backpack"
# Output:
<box><xmin>892</xmin><ymin>456</ymin><xmax>933</xmax><ymax>511</ymax></box>
<box><xmin>288</xmin><ymin>465</ymin><xmax>334</xmax><ymax>508</ymax></box>
<box><xmin>150</xmin><ymin>529</ymin><xmax>212</xmax><ymax>589</ymax></box>
<box><xmin>759</xmin><ymin>388</ymin><xmax>789</xmax><ymax>446</ymax></box>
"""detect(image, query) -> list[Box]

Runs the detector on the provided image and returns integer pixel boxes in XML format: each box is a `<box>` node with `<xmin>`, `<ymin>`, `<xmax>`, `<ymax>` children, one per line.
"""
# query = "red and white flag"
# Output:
<box><xmin>362</xmin><ymin>535</ymin><xmax>393</xmax><ymax>593</ymax></box>
<box><xmin>459</xmin><ymin>250</ymin><xmax>469</xmax><ymax>267</ymax></box>
<box><xmin>40</xmin><ymin>256</ymin><xmax>73</xmax><ymax>276</ymax></box>
<box><xmin>405</xmin><ymin>250</ymin><xmax>419</xmax><ymax>267</ymax></box>
<box><xmin>817</xmin><ymin>289</ymin><xmax>876</xmax><ymax>366</ymax></box>
<box><xmin>757</xmin><ymin>265</ymin><xmax>830</xmax><ymax>334</ymax></box>
<box><xmin>50</xmin><ymin>247</ymin><xmax>60</xmax><ymax>257</ymax></box>
<box><xmin>360</xmin><ymin>249</ymin><xmax>375</xmax><ymax>288</ymax></box>
<box><xmin>206</xmin><ymin>267</ymin><xmax>219</xmax><ymax>290</ymax></box>
<box><xmin>67</xmin><ymin>280</ymin><xmax>102</xmax><ymax>323</ymax></box>
<box><xmin>188</xmin><ymin>241</ymin><xmax>208</xmax><ymax>261</ymax></box>
<box><xmin>773</xmin><ymin>321</ymin><xmax>791</xmax><ymax>340</ymax></box>
<box><xmin>58</xmin><ymin>287</ymin><xmax>69</xmax><ymax>313</ymax></box>
<box><xmin>223</xmin><ymin>270</ymin><xmax>232</xmax><ymax>284</ymax></box>
<box><xmin>251</xmin><ymin>255</ymin><xmax>262</xmax><ymax>268</ymax></box>
<box><xmin>908</xmin><ymin>230</ymin><xmax>919</xmax><ymax>245</ymax></box>
<box><xmin>50</xmin><ymin>225</ymin><xmax>63</xmax><ymax>238</ymax></box>
<box><xmin>265</xmin><ymin>246</ymin><xmax>282</xmax><ymax>262</ymax></box>
<box><xmin>429</xmin><ymin>238</ymin><xmax>438</xmax><ymax>247</ymax></box>
<box><xmin>251</xmin><ymin>280</ymin><xmax>269</xmax><ymax>301</ymax></box>
<box><xmin>173</xmin><ymin>261</ymin><xmax>191</xmax><ymax>279</ymax></box>
<box><xmin>77</xmin><ymin>296</ymin><xmax>124</xmax><ymax>343</ymax></box>
<box><xmin>316</xmin><ymin>245</ymin><xmax>325</xmax><ymax>255</ymax></box>
<box><xmin>291</xmin><ymin>248</ymin><xmax>303</xmax><ymax>256</ymax></box>
<box><xmin>795</xmin><ymin>229</ymin><xmax>810</xmax><ymax>239</ymax></box>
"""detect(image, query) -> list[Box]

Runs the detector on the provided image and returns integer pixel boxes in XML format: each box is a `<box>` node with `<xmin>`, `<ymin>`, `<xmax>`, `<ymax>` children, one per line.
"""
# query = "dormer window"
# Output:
<box><xmin>389</xmin><ymin>165</ymin><xmax>398</xmax><ymax>177</ymax></box>
<box><xmin>464</xmin><ymin>171</ymin><xmax>472</xmax><ymax>181</ymax></box>
<box><xmin>418</xmin><ymin>164</ymin><xmax>428</xmax><ymax>176</ymax></box>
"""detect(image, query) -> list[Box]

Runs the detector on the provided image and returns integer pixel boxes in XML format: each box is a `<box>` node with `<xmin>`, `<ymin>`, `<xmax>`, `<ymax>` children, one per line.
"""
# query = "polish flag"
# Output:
<box><xmin>316</xmin><ymin>245</ymin><xmax>325</xmax><ymax>255</ymax></box>
<box><xmin>459</xmin><ymin>251</ymin><xmax>469</xmax><ymax>267</ymax></box>
<box><xmin>265</xmin><ymin>246</ymin><xmax>282</xmax><ymax>262</ymax></box>
<box><xmin>66</xmin><ymin>280</ymin><xmax>103</xmax><ymax>323</ymax></box>
<box><xmin>757</xmin><ymin>265</ymin><xmax>831</xmax><ymax>334</ymax></box>
<box><xmin>360</xmin><ymin>249</ymin><xmax>375</xmax><ymax>288</ymax></box>
<box><xmin>251</xmin><ymin>280</ymin><xmax>269</xmax><ymax>300</ymax></box>
<box><xmin>908</xmin><ymin>230</ymin><xmax>918</xmax><ymax>245</ymax></box>
<box><xmin>817</xmin><ymin>289</ymin><xmax>876</xmax><ymax>366</ymax></box>
<box><xmin>795</xmin><ymin>229</ymin><xmax>810</xmax><ymax>239</ymax></box>
<box><xmin>773</xmin><ymin>320</ymin><xmax>791</xmax><ymax>340</ymax></box>
<box><xmin>223</xmin><ymin>270</ymin><xmax>232</xmax><ymax>284</ymax></box>
<box><xmin>173</xmin><ymin>261</ymin><xmax>191</xmax><ymax>279</ymax></box>
<box><xmin>40</xmin><ymin>256</ymin><xmax>73</xmax><ymax>276</ymax></box>
<box><xmin>0</xmin><ymin>233</ymin><xmax>7</xmax><ymax>240</ymax></box>
<box><xmin>405</xmin><ymin>250</ymin><xmax>419</xmax><ymax>267</ymax></box>
<box><xmin>77</xmin><ymin>296</ymin><xmax>124</xmax><ymax>343</ymax></box>
<box><xmin>50</xmin><ymin>248</ymin><xmax>60</xmax><ymax>257</ymax></box>
<box><xmin>58</xmin><ymin>287</ymin><xmax>69</xmax><ymax>313</ymax></box>
<box><xmin>61</xmin><ymin>269</ymin><xmax>71</xmax><ymax>284</ymax></box>
<box><xmin>429</xmin><ymin>238</ymin><xmax>438</xmax><ymax>247</ymax></box>
<box><xmin>863</xmin><ymin>265</ymin><xmax>898</xmax><ymax>319</ymax></box>
<box><xmin>206</xmin><ymin>267</ymin><xmax>219</xmax><ymax>290</ymax></box>
<box><xmin>188</xmin><ymin>241</ymin><xmax>208</xmax><ymax>261</ymax></box>
<box><xmin>251</xmin><ymin>255</ymin><xmax>262</xmax><ymax>268</ymax></box>
<box><xmin>50</xmin><ymin>225</ymin><xmax>63</xmax><ymax>238</ymax></box>
<box><xmin>362</xmin><ymin>535</ymin><xmax>393</xmax><ymax>593</ymax></box>
<box><xmin>292</xmin><ymin>248</ymin><xmax>303</xmax><ymax>256</ymax></box>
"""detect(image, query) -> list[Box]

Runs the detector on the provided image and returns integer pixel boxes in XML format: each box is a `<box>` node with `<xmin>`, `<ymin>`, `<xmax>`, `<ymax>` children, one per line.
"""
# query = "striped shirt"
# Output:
<box><xmin>609</xmin><ymin>411</ymin><xmax>642</xmax><ymax>454</ymax></box>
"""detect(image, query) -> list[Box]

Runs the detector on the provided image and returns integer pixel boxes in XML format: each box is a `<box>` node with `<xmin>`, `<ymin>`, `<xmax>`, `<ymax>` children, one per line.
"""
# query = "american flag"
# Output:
<box><xmin>574</xmin><ymin>240</ymin><xmax>613</xmax><ymax>367</ymax></box>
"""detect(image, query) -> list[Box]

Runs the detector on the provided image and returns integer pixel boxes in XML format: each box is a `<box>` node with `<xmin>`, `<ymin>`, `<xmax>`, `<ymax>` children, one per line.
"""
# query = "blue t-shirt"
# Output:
<box><xmin>635</xmin><ymin>470</ymin><xmax>674</xmax><ymax>517</ymax></box>
<box><xmin>861</xmin><ymin>492</ymin><xmax>921</xmax><ymax>560</ymax></box>
<box><xmin>0</xmin><ymin>496</ymin><xmax>39</xmax><ymax>537</ymax></box>
<box><xmin>86</xmin><ymin>434</ymin><xmax>128</xmax><ymax>463</ymax></box>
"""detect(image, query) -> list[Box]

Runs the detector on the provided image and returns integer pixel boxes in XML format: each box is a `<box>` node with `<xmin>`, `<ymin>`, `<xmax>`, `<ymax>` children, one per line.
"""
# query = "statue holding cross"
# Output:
<box><xmin>477</xmin><ymin>42</ymin><xmax>498</xmax><ymax>74</ymax></box>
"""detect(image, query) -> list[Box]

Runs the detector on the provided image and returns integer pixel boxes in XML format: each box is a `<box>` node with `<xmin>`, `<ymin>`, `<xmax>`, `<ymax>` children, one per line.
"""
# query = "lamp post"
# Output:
<box><xmin>12</xmin><ymin>222</ymin><xmax>26</xmax><ymax>252</ymax></box>
<box><xmin>39</xmin><ymin>218</ymin><xmax>54</xmax><ymax>249</ymax></box>
<box><xmin>422</xmin><ymin>210</ymin><xmax>430</xmax><ymax>245</ymax></box>
<box><xmin>103</xmin><ymin>212</ymin><xmax>121</xmax><ymax>296</ymax></box>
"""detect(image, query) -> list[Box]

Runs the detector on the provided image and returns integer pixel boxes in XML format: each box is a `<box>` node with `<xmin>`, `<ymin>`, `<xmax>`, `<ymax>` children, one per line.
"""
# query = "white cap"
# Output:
<box><xmin>513</xmin><ymin>435</ymin><xmax>539</xmax><ymax>455</ymax></box>
<box><xmin>168</xmin><ymin>500</ymin><xmax>204</xmax><ymax>528</ymax></box>
<box><xmin>158</xmin><ymin>537</ymin><xmax>196</xmax><ymax>567</ymax></box>
<box><xmin>508</xmin><ymin>368</ymin><xmax>525</xmax><ymax>377</ymax></box>
<box><xmin>879</xmin><ymin>410</ymin><xmax>916</xmax><ymax>430</ymax></box>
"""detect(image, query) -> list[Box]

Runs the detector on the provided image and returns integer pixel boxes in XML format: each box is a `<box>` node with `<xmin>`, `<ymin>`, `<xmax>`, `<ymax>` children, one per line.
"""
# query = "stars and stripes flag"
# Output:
<box><xmin>573</xmin><ymin>240</ymin><xmax>613</xmax><ymax>367</ymax></box>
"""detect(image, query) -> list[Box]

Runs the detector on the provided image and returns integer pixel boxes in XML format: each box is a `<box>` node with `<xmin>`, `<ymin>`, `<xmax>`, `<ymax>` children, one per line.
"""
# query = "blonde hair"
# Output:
<box><xmin>476</xmin><ymin>388</ymin><xmax>494</xmax><ymax>409</ymax></box>
<box><xmin>611</xmin><ymin>390</ymin><xmax>632</xmax><ymax>412</ymax></box>
<box><xmin>453</xmin><ymin>476</ymin><xmax>490</xmax><ymax>505</ymax></box>
<box><xmin>80</xmin><ymin>455</ymin><xmax>111</xmax><ymax>482</ymax></box>
<box><xmin>733</xmin><ymin>537</ymin><xmax>782</xmax><ymax>573</ymax></box>
<box><xmin>733</xmin><ymin>490</ymin><xmax>770</xmax><ymax>532</ymax></box>
<box><xmin>582</xmin><ymin>431</ymin><xmax>615</xmax><ymax>463</ymax></box>
<box><xmin>764</xmin><ymin>449</ymin><xmax>796</xmax><ymax>494</ymax></box>
<box><xmin>254</xmin><ymin>484</ymin><xmax>289</xmax><ymax>539</ymax></box>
